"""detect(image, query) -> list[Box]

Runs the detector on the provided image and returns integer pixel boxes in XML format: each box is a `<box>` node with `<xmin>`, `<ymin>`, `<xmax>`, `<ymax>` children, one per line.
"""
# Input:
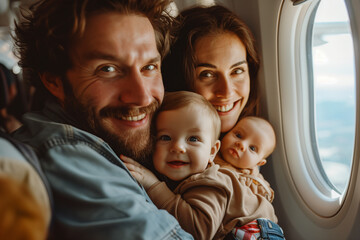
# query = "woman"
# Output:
<box><xmin>162</xmin><ymin>5</ymin><xmax>260</xmax><ymax>133</ymax></box>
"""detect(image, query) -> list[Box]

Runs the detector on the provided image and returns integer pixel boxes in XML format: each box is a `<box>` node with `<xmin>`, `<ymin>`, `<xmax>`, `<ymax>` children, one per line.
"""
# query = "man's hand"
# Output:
<box><xmin>121</xmin><ymin>155</ymin><xmax>160</xmax><ymax>190</ymax></box>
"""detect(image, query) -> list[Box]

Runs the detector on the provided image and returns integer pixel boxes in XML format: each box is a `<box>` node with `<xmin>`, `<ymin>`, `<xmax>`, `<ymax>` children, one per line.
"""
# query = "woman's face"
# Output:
<box><xmin>193</xmin><ymin>32</ymin><xmax>250</xmax><ymax>133</ymax></box>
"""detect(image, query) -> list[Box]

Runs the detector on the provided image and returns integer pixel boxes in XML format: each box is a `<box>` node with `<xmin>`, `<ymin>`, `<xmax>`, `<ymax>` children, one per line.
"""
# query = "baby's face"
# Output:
<box><xmin>220</xmin><ymin>117</ymin><xmax>274</xmax><ymax>169</ymax></box>
<box><xmin>153</xmin><ymin>106</ymin><xmax>217</xmax><ymax>181</ymax></box>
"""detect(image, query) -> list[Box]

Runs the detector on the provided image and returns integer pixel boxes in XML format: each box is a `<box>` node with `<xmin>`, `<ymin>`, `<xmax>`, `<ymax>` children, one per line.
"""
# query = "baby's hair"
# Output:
<box><xmin>159</xmin><ymin>91</ymin><xmax>221</xmax><ymax>140</ymax></box>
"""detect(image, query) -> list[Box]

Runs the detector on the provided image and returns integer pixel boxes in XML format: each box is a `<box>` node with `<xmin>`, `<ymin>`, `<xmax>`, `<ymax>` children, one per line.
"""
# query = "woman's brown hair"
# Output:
<box><xmin>162</xmin><ymin>5</ymin><xmax>260</xmax><ymax>118</ymax></box>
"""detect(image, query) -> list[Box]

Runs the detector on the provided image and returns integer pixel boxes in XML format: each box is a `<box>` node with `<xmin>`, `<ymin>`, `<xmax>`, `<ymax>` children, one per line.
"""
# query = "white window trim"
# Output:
<box><xmin>277</xmin><ymin>0</ymin><xmax>357</xmax><ymax>217</ymax></box>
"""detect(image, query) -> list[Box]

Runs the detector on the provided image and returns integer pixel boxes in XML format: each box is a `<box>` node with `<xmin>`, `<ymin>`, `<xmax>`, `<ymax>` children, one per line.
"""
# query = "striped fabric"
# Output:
<box><xmin>232</xmin><ymin>220</ymin><xmax>261</xmax><ymax>240</ymax></box>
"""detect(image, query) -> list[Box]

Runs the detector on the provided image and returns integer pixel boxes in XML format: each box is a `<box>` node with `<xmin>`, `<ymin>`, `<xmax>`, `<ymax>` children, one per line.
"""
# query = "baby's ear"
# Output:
<box><xmin>257</xmin><ymin>159</ymin><xmax>267</xmax><ymax>167</ymax></box>
<box><xmin>209</xmin><ymin>140</ymin><xmax>221</xmax><ymax>163</ymax></box>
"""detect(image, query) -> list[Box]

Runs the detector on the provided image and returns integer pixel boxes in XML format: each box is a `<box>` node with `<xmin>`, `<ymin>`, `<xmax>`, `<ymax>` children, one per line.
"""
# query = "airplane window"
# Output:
<box><xmin>310</xmin><ymin>0</ymin><xmax>355</xmax><ymax>193</ymax></box>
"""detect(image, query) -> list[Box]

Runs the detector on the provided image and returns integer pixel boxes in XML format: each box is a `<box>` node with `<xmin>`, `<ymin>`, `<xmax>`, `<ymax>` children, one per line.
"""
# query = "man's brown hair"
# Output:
<box><xmin>14</xmin><ymin>0</ymin><xmax>175</xmax><ymax>106</ymax></box>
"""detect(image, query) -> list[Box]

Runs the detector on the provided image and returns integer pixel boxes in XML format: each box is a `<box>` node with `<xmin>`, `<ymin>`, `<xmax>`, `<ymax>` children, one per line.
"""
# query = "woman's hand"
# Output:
<box><xmin>120</xmin><ymin>155</ymin><xmax>159</xmax><ymax>190</ymax></box>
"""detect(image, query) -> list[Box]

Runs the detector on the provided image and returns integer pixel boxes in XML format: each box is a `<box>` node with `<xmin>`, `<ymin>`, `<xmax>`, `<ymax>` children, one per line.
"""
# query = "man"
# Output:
<box><xmin>12</xmin><ymin>0</ymin><xmax>193</xmax><ymax>239</ymax></box>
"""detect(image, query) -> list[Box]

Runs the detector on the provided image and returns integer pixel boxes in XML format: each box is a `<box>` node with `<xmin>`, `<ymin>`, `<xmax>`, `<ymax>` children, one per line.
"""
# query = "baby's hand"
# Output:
<box><xmin>120</xmin><ymin>155</ymin><xmax>159</xmax><ymax>190</ymax></box>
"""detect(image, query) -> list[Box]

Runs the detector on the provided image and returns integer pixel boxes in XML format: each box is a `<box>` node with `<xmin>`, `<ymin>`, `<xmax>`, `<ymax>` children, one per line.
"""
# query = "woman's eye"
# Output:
<box><xmin>158</xmin><ymin>135</ymin><xmax>171</xmax><ymax>141</ymax></box>
<box><xmin>142</xmin><ymin>64</ymin><xmax>156</xmax><ymax>71</ymax></box>
<box><xmin>199</xmin><ymin>71</ymin><xmax>215</xmax><ymax>79</ymax></box>
<box><xmin>233</xmin><ymin>68</ymin><xmax>244</xmax><ymax>75</ymax></box>
<box><xmin>141</xmin><ymin>63</ymin><xmax>159</xmax><ymax>71</ymax></box>
<box><xmin>188</xmin><ymin>136</ymin><xmax>200</xmax><ymax>142</ymax></box>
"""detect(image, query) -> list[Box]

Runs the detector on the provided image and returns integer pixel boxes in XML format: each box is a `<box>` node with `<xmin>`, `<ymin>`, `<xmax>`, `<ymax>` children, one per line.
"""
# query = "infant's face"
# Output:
<box><xmin>220</xmin><ymin>117</ymin><xmax>273</xmax><ymax>169</ymax></box>
<box><xmin>153</xmin><ymin>106</ymin><xmax>216</xmax><ymax>181</ymax></box>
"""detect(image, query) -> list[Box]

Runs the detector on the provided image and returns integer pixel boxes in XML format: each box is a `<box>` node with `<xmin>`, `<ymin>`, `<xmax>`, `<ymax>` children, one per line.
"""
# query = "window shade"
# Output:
<box><xmin>291</xmin><ymin>0</ymin><xmax>308</xmax><ymax>5</ymax></box>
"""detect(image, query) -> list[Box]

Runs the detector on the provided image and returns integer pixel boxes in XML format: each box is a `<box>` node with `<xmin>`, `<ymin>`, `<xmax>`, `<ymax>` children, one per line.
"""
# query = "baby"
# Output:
<box><xmin>217</xmin><ymin>116</ymin><xmax>276</xmax><ymax>203</ymax></box>
<box><xmin>216</xmin><ymin>116</ymin><xmax>285</xmax><ymax>239</ymax></box>
<box><xmin>122</xmin><ymin>91</ymin><xmax>283</xmax><ymax>240</ymax></box>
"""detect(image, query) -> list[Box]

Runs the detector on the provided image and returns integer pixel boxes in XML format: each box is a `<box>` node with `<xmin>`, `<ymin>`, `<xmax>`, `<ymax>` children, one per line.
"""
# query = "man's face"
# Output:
<box><xmin>64</xmin><ymin>13</ymin><xmax>164</xmax><ymax>161</ymax></box>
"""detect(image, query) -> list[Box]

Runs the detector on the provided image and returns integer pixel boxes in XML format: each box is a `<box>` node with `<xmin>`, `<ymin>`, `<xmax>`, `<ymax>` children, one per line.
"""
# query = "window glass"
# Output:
<box><xmin>311</xmin><ymin>0</ymin><xmax>355</xmax><ymax>193</ymax></box>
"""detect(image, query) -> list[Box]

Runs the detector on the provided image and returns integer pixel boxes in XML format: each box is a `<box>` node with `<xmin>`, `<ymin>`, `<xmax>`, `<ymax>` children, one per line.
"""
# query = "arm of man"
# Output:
<box><xmin>121</xmin><ymin>154</ymin><xmax>160</xmax><ymax>190</ymax></box>
<box><xmin>41</xmin><ymin>141</ymin><xmax>193</xmax><ymax>240</ymax></box>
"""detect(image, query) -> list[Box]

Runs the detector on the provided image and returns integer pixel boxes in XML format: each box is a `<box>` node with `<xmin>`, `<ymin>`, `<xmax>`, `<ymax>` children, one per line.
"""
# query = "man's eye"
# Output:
<box><xmin>188</xmin><ymin>136</ymin><xmax>200</xmax><ymax>142</ymax></box>
<box><xmin>159</xmin><ymin>135</ymin><xmax>171</xmax><ymax>141</ymax></box>
<box><xmin>96</xmin><ymin>65</ymin><xmax>121</xmax><ymax>78</ymax></box>
<box><xmin>100</xmin><ymin>66</ymin><xmax>116</xmax><ymax>72</ymax></box>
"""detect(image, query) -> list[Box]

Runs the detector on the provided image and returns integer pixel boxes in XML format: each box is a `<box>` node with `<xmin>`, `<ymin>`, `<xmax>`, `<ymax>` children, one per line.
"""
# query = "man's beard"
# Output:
<box><xmin>62</xmin><ymin>81</ymin><xmax>159</xmax><ymax>164</ymax></box>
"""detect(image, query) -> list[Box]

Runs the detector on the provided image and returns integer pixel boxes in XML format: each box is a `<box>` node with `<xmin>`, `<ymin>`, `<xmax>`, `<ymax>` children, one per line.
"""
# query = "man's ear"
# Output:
<box><xmin>40</xmin><ymin>72</ymin><xmax>65</xmax><ymax>103</ymax></box>
<box><xmin>209</xmin><ymin>140</ymin><xmax>221</xmax><ymax>163</ymax></box>
<box><xmin>257</xmin><ymin>159</ymin><xmax>267</xmax><ymax>167</ymax></box>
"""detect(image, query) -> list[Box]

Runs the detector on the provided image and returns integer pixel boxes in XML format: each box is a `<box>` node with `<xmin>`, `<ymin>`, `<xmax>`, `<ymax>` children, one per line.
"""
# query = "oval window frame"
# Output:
<box><xmin>277</xmin><ymin>0</ymin><xmax>358</xmax><ymax>217</ymax></box>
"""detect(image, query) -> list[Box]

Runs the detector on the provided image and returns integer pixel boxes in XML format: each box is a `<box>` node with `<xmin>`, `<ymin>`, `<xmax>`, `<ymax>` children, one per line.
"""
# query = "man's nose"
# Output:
<box><xmin>118</xmin><ymin>70</ymin><xmax>153</xmax><ymax>106</ymax></box>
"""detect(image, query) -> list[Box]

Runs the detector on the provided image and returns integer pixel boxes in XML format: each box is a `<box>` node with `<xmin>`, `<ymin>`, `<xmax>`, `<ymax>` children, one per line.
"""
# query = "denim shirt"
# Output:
<box><xmin>13</xmin><ymin>100</ymin><xmax>193</xmax><ymax>240</ymax></box>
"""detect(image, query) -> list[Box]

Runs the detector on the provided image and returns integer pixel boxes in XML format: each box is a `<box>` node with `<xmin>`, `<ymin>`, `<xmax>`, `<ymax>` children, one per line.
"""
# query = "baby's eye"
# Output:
<box><xmin>188</xmin><ymin>136</ymin><xmax>200</xmax><ymax>142</ymax></box>
<box><xmin>158</xmin><ymin>135</ymin><xmax>171</xmax><ymax>141</ymax></box>
<box><xmin>235</xmin><ymin>133</ymin><xmax>242</xmax><ymax>139</ymax></box>
<box><xmin>249</xmin><ymin>146</ymin><xmax>257</xmax><ymax>152</ymax></box>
